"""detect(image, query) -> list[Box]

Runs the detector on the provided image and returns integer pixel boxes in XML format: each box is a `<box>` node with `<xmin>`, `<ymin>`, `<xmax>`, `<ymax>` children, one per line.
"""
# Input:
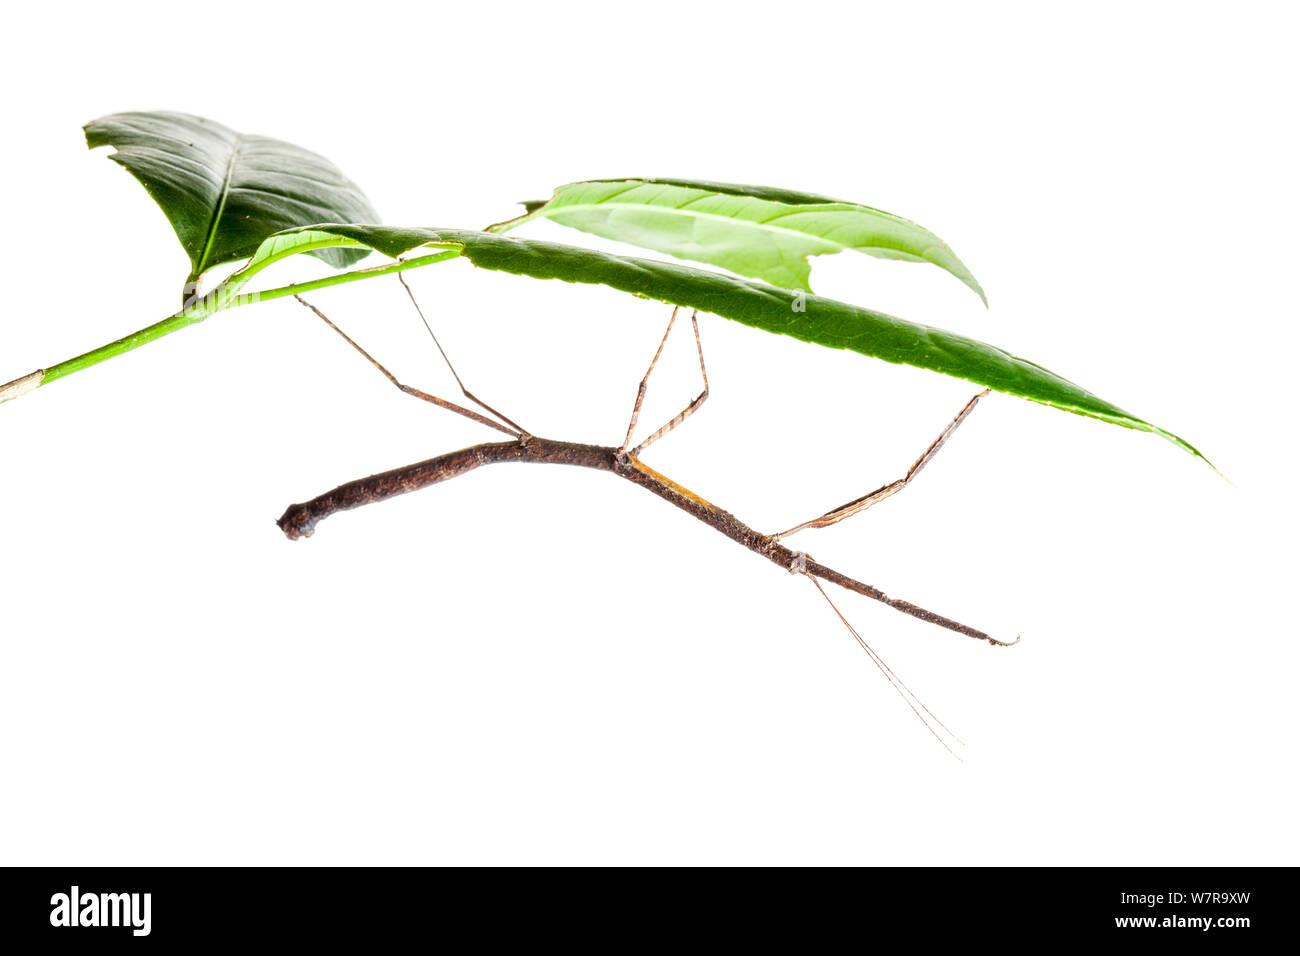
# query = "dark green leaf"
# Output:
<box><xmin>227</xmin><ymin>225</ymin><xmax>1207</xmax><ymax>466</ymax></box>
<box><xmin>85</xmin><ymin>111</ymin><xmax>378</xmax><ymax>294</ymax></box>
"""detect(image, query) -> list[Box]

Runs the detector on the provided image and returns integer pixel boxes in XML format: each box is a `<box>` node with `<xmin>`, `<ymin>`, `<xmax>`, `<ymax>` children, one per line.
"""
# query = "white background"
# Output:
<box><xmin>1</xmin><ymin>2</ymin><xmax>1295</xmax><ymax>865</ymax></box>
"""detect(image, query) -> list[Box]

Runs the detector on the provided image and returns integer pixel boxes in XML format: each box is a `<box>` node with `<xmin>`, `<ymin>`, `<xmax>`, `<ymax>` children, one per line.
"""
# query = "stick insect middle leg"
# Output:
<box><xmin>617</xmin><ymin>307</ymin><xmax>710</xmax><ymax>461</ymax></box>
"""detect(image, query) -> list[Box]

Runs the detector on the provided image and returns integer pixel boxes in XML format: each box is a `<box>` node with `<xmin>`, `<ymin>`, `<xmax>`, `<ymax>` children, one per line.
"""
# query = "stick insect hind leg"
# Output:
<box><xmin>294</xmin><ymin>272</ymin><xmax>530</xmax><ymax>440</ymax></box>
<box><xmin>771</xmin><ymin>388</ymin><xmax>990</xmax><ymax>541</ymax></box>
<box><xmin>771</xmin><ymin>390</ymin><xmax>992</xmax><ymax>758</ymax></box>
<box><xmin>616</xmin><ymin>307</ymin><xmax>710</xmax><ymax>463</ymax></box>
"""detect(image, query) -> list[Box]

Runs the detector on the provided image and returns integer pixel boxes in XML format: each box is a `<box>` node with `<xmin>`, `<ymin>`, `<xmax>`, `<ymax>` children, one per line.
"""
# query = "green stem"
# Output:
<box><xmin>233</xmin><ymin>250</ymin><xmax>460</xmax><ymax>306</ymax></box>
<box><xmin>37</xmin><ymin>250</ymin><xmax>462</xmax><ymax>387</ymax></box>
<box><xmin>42</xmin><ymin>310</ymin><xmax>204</xmax><ymax>384</ymax></box>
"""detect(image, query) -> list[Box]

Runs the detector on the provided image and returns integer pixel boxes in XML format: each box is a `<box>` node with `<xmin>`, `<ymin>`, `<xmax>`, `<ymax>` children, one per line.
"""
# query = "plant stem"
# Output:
<box><xmin>277</xmin><ymin>436</ymin><xmax>1020</xmax><ymax>648</ymax></box>
<box><xmin>41</xmin><ymin>310</ymin><xmax>205</xmax><ymax>385</ymax></box>
<box><xmin>231</xmin><ymin>250</ymin><xmax>461</xmax><ymax>307</ymax></box>
<box><xmin>3</xmin><ymin>250</ymin><xmax>463</xmax><ymax>400</ymax></box>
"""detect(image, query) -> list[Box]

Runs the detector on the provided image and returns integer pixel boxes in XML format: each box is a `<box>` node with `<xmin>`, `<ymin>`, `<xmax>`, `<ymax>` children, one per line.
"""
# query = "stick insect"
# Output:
<box><xmin>282</xmin><ymin>276</ymin><xmax>1018</xmax><ymax>759</ymax></box>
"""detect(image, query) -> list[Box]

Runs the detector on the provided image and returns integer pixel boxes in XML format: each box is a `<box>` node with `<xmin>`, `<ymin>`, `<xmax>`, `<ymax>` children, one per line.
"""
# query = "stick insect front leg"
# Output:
<box><xmin>772</xmin><ymin>389</ymin><xmax>990</xmax><ymax>541</ymax></box>
<box><xmin>394</xmin><ymin>272</ymin><xmax>532</xmax><ymax>439</ymax></box>
<box><xmin>294</xmin><ymin>293</ymin><xmax>522</xmax><ymax>439</ymax></box>
<box><xmin>616</xmin><ymin>307</ymin><xmax>710</xmax><ymax>462</ymax></box>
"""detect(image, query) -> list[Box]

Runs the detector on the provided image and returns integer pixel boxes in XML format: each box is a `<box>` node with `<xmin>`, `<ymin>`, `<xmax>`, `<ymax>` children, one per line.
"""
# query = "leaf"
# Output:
<box><xmin>487</xmin><ymin>178</ymin><xmax>987</xmax><ymax>305</ymax></box>
<box><xmin>221</xmin><ymin>224</ymin><xmax>1207</xmax><ymax>466</ymax></box>
<box><xmin>84</xmin><ymin>111</ymin><xmax>378</xmax><ymax>295</ymax></box>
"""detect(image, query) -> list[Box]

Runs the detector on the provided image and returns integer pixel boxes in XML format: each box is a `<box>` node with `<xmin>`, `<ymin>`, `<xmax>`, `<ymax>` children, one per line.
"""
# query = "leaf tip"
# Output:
<box><xmin>1159</xmin><ymin>428</ymin><xmax>1227</xmax><ymax>482</ymax></box>
<box><xmin>947</xmin><ymin>263</ymin><xmax>987</xmax><ymax>307</ymax></box>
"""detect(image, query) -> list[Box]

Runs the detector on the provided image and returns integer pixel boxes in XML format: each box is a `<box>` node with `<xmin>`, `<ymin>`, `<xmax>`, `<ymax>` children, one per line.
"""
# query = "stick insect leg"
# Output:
<box><xmin>294</xmin><ymin>295</ymin><xmax>520</xmax><ymax>438</ymax></box>
<box><xmin>617</xmin><ymin>307</ymin><xmax>710</xmax><ymax>460</ymax></box>
<box><xmin>805</xmin><ymin>572</ymin><xmax>963</xmax><ymax>761</ymax></box>
<box><xmin>618</xmin><ymin>307</ymin><xmax>678</xmax><ymax>455</ymax></box>
<box><xmin>396</xmin><ymin>272</ymin><xmax>532</xmax><ymax>439</ymax></box>
<box><xmin>772</xmin><ymin>389</ymin><xmax>990</xmax><ymax>541</ymax></box>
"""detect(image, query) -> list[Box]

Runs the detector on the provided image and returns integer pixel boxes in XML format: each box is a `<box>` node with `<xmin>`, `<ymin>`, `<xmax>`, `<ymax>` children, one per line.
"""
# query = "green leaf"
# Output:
<box><xmin>84</xmin><ymin>111</ymin><xmax>379</xmax><ymax>296</ymax></box>
<box><xmin>219</xmin><ymin>224</ymin><xmax>1206</xmax><ymax>466</ymax></box>
<box><xmin>487</xmin><ymin>178</ymin><xmax>987</xmax><ymax>305</ymax></box>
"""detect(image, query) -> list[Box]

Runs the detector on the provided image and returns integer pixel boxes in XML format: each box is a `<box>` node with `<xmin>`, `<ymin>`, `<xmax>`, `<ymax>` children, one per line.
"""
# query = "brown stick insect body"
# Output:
<box><xmin>281</xmin><ymin>289</ymin><xmax>1018</xmax><ymax>757</ymax></box>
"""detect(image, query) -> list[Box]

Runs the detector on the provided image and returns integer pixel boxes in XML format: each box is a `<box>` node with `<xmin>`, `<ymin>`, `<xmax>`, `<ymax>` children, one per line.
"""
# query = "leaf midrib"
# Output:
<box><xmin>193</xmin><ymin>136</ymin><xmax>243</xmax><ymax>279</ymax></box>
<box><xmin>534</xmin><ymin>199</ymin><xmax>925</xmax><ymax>259</ymax></box>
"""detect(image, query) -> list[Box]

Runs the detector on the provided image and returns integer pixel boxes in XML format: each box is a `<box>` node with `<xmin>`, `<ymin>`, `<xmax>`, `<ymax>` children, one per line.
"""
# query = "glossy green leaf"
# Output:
<box><xmin>488</xmin><ymin>178</ymin><xmax>987</xmax><ymax>304</ymax></box>
<box><xmin>84</xmin><ymin>111</ymin><xmax>378</xmax><ymax>295</ymax></box>
<box><xmin>223</xmin><ymin>224</ymin><xmax>1206</xmax><ymax>465</ymax></box>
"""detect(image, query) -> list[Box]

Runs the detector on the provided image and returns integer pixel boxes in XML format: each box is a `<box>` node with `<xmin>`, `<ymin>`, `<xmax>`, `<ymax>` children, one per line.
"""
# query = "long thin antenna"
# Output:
<box><xmin>396</xmin><ymin>271</ymin><xmax>530</xmax><ymax>437</ymax></box>
<box><xmin>807</xmin><ymin>574</ymin><xmax>964</xmax><ymax>761</ymax></box>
